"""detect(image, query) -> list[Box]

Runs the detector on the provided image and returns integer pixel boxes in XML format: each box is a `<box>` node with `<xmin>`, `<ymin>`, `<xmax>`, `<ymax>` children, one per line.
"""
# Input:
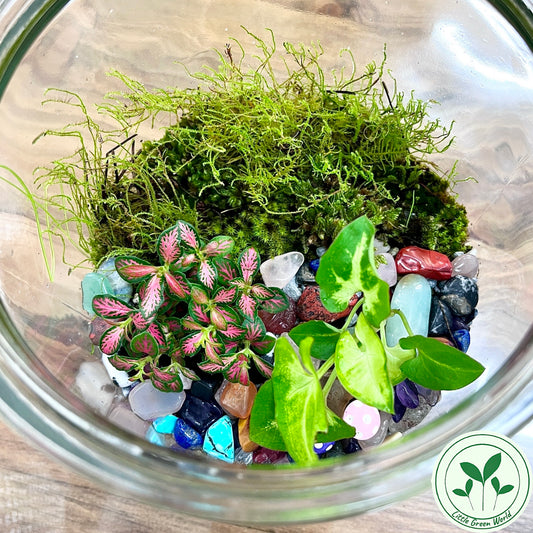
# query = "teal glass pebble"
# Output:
<box><xmin>385</xmin><ymin>273</ymin><xmax>431</xmax><ymax>347</ymax></box>
<box><xmin>152</xmin><ymin>414</ymin><xmax>178</xmax><ymax>434</ymax></box>
<box><xmin>81</xmin><ymin>272</ymin><xmax>113</xmax><ymax>315</ymax></box>
<box><xmin>146</xmin><ymin>425</ymin><xmax>166</xmax><ymax>447</ymax></box>
<box><xmin>97</xmin><ymin>257</ymin><xmax>133</xmax><ymax>302</ymax></box>
<box><xmin>202</xmin><ymin>415</ymin><xmax>234</xmax><ymax>463</ymax></box>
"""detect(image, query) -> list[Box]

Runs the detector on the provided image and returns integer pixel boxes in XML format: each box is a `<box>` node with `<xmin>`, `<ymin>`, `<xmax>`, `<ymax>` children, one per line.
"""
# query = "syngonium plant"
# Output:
<box><xmin>92</xmin><ymin>220</ymin><xmax>288</xmax><ymax>392</ymax></box>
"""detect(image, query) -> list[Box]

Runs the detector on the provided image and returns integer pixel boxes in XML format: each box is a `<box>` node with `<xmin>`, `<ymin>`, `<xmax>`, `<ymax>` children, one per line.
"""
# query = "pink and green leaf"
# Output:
<box><xmin>203</xmin><ymin>235</ymin><xmax>234</xmax><ymax>258</ymax></box>
<box><xmin>210</xmin><ymin>308</ymin><xmax>228</xmax><ymax>330</ymax></box>
<box><xmin>147</xmin><ymin>322</ymin><xmax>166</xmax><ymax>347</ymax></box>
<box><xmin>197</xmin><ymin>359</ymin><xmax>227</xmax><ymax>374</ymax></box>
<box><xmin>213</xmin><ymin>286</ymin><xmax>237</xmax><ymax>304</ymax></box>
<box><xmin>197</xmin><ymin>259</ymin><xmax>217</xmax><ymax>289</ymax></box>
<box><xmin>259</xmin><ymin>288</ymin><xmax>289</xmax><ymax>313</ymax></box>
<box><xmin>224</xmin><ymin>353</ymin><xmax>250</xmax><ymax>386</ymax></box>
<box><xmin>115</xmin><ymin>256</ymin><xmax>158</xmax><ymax>283</ymax></box>
<box><xmin>140</xmin><ymin>275</ymin><xmax>164</xmax><ymax>318</ymax></box>
<box><xmin>100</xmin><ymin>325</ymin><xmax>125</xmax><ymax>355</ymax></box>
<box><xmin>204</xmin><ymin>340</ymin><xmax>224</xmax><ymax>363</ymax></box>
<box><xmin>108</xmin><ymin>354</ymin><xmax>136</xmax><ymax>373</ymax></box>
<box><xmin>250</xmin><ymin>284</ymin><xmax>275</xmax><ymax>300</ymax></box>
<box><xmin>189</xmin><ymin>301</ymin><xmax>210</xmax><ymax>324</ymax></box>
<box><xmin>157</xmin><ymin>224</ymin><xmax>181</xmax><ymax>265</ymax></box>
<box><xmin>238</xmin><ymin>293</ymin><xmax>257</xmax><ymax>317</ymax></box>
<box><xmin>178</xmin><ymin>221</ymin><xmax>200</xmax><ymax>250</ymax></box>
<box><xmin>165</xmin><ymin>317</ymin><xmax>183</xmax><ymax>333</ymax></box>
<box><xmin>239</xmin><ymin>248</ymin><xmax>260</xmax><ymax>283</ymax></box>
<box><xmin>92</xmin><ymin>295</ymin><xmax>133</xmax><ymax>319</ymax></box>
<box><xmin>190</xmin><ymin>284</ymin><xmax>209</xmax><ymax>304</ymax></box>
<box><xmin>130</xmin><ymin>330</ymin><xmax>159</xmax><ymax>357</ymax></box>
<box><xmin>217</xmin><ymin>258</ymin><xmax>238</xmax><ymax>283</ymax></box>
<box><xmin>244</xmin><ymin>317</ymin><xmax>266</xmax><ymax>342</ymax></box>
<box><xmin>251</xmin><ymin>335</ymin><xmax>276</xmax><ymax>355</ymax></box>
<box><xmin>164</xmin><ymin>271</ymin><xmax>190</xmax><ymax>299</ymax></box>
<box><xmin>181</xmin><ymin>332</ymin><xmax>203</xmax><ymax>356</ymax></box>
<box><xmin>219</xmin><ymin>323</ymin><xmax>246</xmax><ymax>340</ymax></box>
<box><xmin>150</xmin><ymin>365</ymin><xmax>183</xmax><ymax>393</ymax></box>
<box><xmin>251</xmin><ymin>353</ymin><xmax>274</xmax><ymax>378</ymax></box>
<box><xmin>131</xmin><ymin>311</ymin><xmax>150</xmax><ymax>330</ymax></box>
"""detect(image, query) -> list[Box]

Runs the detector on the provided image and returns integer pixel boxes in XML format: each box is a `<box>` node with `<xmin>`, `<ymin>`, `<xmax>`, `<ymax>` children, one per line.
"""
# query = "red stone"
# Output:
<box><xmin>296</xmin><ymin>285</ymin><xmax>359</xmax><ymax>323</ymax></box>
<box><xmin>395</xmin><ymin>246</ymin><xmax>452</xmax><ymax>281</ymax></box>
<box><xmin>258</xmin><ymin>298</ymin><xmax>298</xmax><ymax>335</ymax></box>
<box><xmin>252</xmin><ymin>447</ymin><xmax>288</xmax><ymax>464</ymax></box>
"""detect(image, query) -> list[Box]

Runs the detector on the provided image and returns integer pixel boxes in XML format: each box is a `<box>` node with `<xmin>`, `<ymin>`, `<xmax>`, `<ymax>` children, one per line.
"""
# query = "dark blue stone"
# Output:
<box><xmin>173</xmin><ymin>418</ymin><xmax>203</xmax><ymax>449</ymax></box>
<box><xmin>428</xmin><ymin>296</ymin><xmax>454</xmax><ymax>336</ymax></box>
<box><xmin>396</xmin><ymin>379</ymin><xmax>420</xmax><ymax>409</ymax></box>
<box><xmin>452</xmin><ymin>328</ymin><xmax>471</xmax><ymax>352</ymax></box>
<box><xmin>437</xmin><ymin>275</ymin><xmax>479</xmax><ymax>317</ymax></box>
<box><xmin>321</xmin><ymin>441</ymin><xmax>346</xmax><ymax>459</ymax></box>
<box><xmin>340</xmin><ymin>438</ymin><xmax>362</xmax><ymax>454</ymax></box>
<box><xmin>190</xmin><ymin>371</ymin><xmax>223</xmax><ymax>401</ymax></box>
<box><xmin>309</xmin><ymin>258</ymin><xmax>320</xmax><ymax>273</ymax></box>
<box><xmin>177</xmin><ymin>395</ymin><xmax>224</xmax><ymax>435</ymax></box>
<box><xmin>392</xmin><ymin>392</ymin><xmax>407</xmax><ymax>423</ymax></box>
<box><xmin>314</xmin><ymin>441</ymin><xmax>335</xmax><ymax>455</ymax></box>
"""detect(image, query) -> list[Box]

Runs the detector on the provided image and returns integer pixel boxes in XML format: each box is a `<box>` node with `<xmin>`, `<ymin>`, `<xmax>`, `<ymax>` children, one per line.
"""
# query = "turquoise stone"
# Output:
<box><xmin>203</xmin><ymin>415</ymin><xmax>234</xmax><ymax>463</ymax></box>
<box><xmin>97</xmin><ymin>257</ymin><xmax>133</xmax><ymax>302</ymax></box>
<box><xmin>385</xmin><ymin>274</ymin><xmax>431</xmax><ymax>347</ymax></box>
<box><xmin>152</xmin><ymin>414</ymin><xmax>178</xmax><ymax>434</ymax></box>
<box><xmin>146</xmin><ymin>425</ymin><xmax>166</xmax><ymax>447</ymax></box>
<box><xmin>81</xmin><ymin>272</ymin><xmax>113</xmax><ymax>315</ymax></box>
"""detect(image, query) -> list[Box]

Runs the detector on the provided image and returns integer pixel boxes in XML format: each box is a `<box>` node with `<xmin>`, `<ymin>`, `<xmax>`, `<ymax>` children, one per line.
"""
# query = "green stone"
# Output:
<box><xmin>81</xmin><ymin>272</ymin><xmax>113</xmax><ymax>315</ymax></box>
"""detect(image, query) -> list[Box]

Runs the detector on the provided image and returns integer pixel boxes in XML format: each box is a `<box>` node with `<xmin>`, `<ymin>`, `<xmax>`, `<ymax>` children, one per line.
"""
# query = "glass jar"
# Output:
<box><xmin>0</xmin><ymin>0</ymin><xmax>532</xmax><ymax>524</ymax></box>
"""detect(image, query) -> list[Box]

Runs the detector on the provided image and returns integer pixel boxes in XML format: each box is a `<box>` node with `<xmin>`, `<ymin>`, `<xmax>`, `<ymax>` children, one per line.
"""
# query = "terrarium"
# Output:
<box><xmin>0</xmin><ymin>0</ymin><xmax>532</xmax><ymax>525</ymax></box>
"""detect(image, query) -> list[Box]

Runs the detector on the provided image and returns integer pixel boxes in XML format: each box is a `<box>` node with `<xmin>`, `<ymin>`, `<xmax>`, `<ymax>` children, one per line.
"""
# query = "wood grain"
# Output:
<box><xmin>0</xmin><ymin>419</ymin><xmax>531</xmax><ymax>533</ymax></box>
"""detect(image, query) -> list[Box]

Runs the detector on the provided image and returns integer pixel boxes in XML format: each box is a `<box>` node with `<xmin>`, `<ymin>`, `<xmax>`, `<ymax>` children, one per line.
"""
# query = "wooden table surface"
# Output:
<box><xmin>0</xmin><ymin>418</ymin><xmax>531</xmax><ymax>533</ymax></box>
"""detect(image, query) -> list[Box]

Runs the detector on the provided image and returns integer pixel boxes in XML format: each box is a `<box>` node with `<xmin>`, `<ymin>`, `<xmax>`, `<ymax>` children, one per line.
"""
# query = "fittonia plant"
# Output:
<box><xmin>92</xmin><ymin>220</ymin><xmax>288</xmax><ymax>392</ymax></box>
<box><xmin>93</xmin><ymin>215</ymin><xmax>484</xmax><ymax>466</ymax></box>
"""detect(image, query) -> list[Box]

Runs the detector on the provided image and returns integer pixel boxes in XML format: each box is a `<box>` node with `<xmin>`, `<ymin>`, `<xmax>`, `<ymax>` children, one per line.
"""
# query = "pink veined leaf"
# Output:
<box><xmin>197</xmin><ymin>359</ymin><xmax>226</xmax><ymax>373</ymax></box>
<box><xmin>251</xmin><ymin>335</ymin><xmax>276</xmax><ymax>355</ymax></box>
<box><xmin>130</xmin><ymin>331</ymin><xmax>159</xmax><ymax>357</ymax></box>
<box><xmin>219</xmin><ymin>323</ymin><xmax>246</xmax><ymax>340</ymax></box>
<box><xmin>179</xmin><ymin>253</ymin><xmax>197</xmax><ymax>268</ymax></box>
<box><xmin>131</xmin><ymin>312</ymin><xmax>150</xmax><ymax>330</ymax></box>
<box><xmin>157</xmin><ymin>225</ymin><xmax>181</xmax><ymax>265</ymax></box>
<box><xmin>168</xmin><ymin>345</ymin><xmax>184</xmax><ymax>361</ymax></box>
<box><xmin>244</xmin><ymin>318</ymin><xmax>265</xmax><ymax>342</ymax></box>
<box><xmin>224</xmin><ymin>353</ymin><xmax>250</xmax><ymax>386</ymax></box>
<box><xmin>198</xmin><ymin>259</ymin><xmax>216</xmax><ymax>289</ymax></box>
<box><xmin>178</xmin><ymin>221</ymin><xmax>200</xmax><ymax>250</ymax></box>
<box><xmin>164</xmin><ymin>271</ymin><xmax>190</xmax><ymax>299</ymax></box>
<box><xmin>223</xmin><ymin>340</ymin><xmax>239</xmax><ymax>352</ymax></box>
<box><xmin>230</xmin><ymin>278</ymin><xmax>248</xmax><ymax>291</ymax></box>
<box><xmin>150</xmin><ymin>365</ymin><xmax>183</xmax><ymax>393</ymax></box>
<box><xmin>259</xmin><ymin>289</ymin><xmax>289</xmax><ymax>314</ymax></box>
<box><xmin>100</xmin><ymin>326</ymin><xmax>125</xmax><ymax>355</ymax></box>
<box><xmin>181</xmin><ymin>332</ymin><xmax>203</xmax><ymax>356</ymax></box>
<box><xmin>203</xmin><ymin>236</ymin><xmax>235</xmax><ymax>258</ymax></box>
<box><xmin>165</xmin><ymin>318</ymin><xmax>183</xmax><ymax>333</ymax></box>
<box><xmin>108</xmin><ymin>355</ymin><xmax>136</xmax><ymax>372</ymax></box>
<box><xmin>190</xmin><ymin>285</ymin><xmax>209</xmax><ymax>304</ymax></box>
<box><xmin>147</xmin><ymin>322</ymin><xmax>166</xmax><ymax>347</ymax></box>
<box><xmin>92</xmin><ymin>295</ymin><xmax>133</xmax><ymax>319</ymax></box>
<box><xmin>217</xmin><ymin>258</ymin><xmax>238</xmax><ymax>283</ymax></box>
<box><xmin>215</xmin><ymin>305</ymin><xmax>240</xmax><ymax>325</ymax></box>
<box><xmin>182</xmin><ymin>317</ymin><xmax>203</xmax><ymax>331</ymax></box>
<box><xmin>189</xmin><ymin>302</ymin><xmax>210</xmax><ymax>324</ymax></box>
<box><xmin>213</xmin><ymin>286</ymin><xmax>237</xmax><ymax>304</ymax></box>
<box><xmin>140</xmin><ymin>275</ymin><xmax>164</xmax><ymax>318</ymax></box>
<box><xmin>250</xmin><ymin>284</ymin><xmax>274</xmax><ymax>299</ymax></box>
<box><xmin>238</xmin><ymin>293</ymin><xmax>257</xmax><ymax>317</ymax></box>
<box><xmin>179</xmin><ymin>365</ymin><xmax>200</xmax><ymax>381</ymax></box>
<box><xmin>204</xmin><ymin>340</ymin><xmax>223</xmax><ymax>363</ymax></box>
<box><xmin>239</xmin><ymin>248</ymin><xmax>259</xmax><ymax>283</ymax></box>
<box><xmin>210</xmin><ymin>308</ymin><xmax>228</xmax><ymax>330</ymax></box>
<box><xmin>251</xmin><ymin>353</ymin><xmax>273</xmax><ymax>378</ymax></box>
<box><xmin>115</xmin><ymin>256</ymin><xmax>158</xmax><ymax>282</ymax></box>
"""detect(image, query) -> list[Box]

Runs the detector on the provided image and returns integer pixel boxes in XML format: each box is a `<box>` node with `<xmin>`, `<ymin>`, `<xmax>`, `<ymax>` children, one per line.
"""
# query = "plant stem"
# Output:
<box><xmin>322</xmin><ymin>367</ymin><xmax>338</xmax><ymax>400</ymax></box>
<box><xmin>316</xmin><ymin>355</ymin><xmax>335</xmax><ymax>380</ymax></box>
<box><xmin>392</xmin><ymin>308</ymin><xmax>415</xmax><ymax>337</ymax></box>
<box><xmin>341</xmin><ymin>297</ymin><xmax>364</xmax><ymax>332</ymax></box>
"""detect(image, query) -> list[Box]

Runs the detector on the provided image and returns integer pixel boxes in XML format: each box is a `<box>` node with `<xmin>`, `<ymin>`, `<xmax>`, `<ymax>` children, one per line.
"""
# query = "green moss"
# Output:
<box><xmin>32</xmin><ymin>29</ymin><xmax>469</xmax><ymax>267</ymax></box>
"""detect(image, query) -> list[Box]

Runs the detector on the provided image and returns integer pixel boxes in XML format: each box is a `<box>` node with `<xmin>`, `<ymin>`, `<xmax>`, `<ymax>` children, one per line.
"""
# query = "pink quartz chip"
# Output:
<box><xmin>342</xmin><ymin>400</ymin><xmax>381</xmax><ymax>441</ymax></box>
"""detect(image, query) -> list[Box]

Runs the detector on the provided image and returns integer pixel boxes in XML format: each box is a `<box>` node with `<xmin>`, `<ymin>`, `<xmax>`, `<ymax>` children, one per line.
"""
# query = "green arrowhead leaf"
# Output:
<box><xmin>383</xmin><ymin>340</ymin><xmax>416</xmax><ymax>385</ymax></box>
<box><xmin>335</xmin><ymin>314</ymin><xmax>394</xmax><ymax>413</ymax></box>
<box><xmin>272</xmin><ymin>336</ymin><xmax>328</xmax><ymax>465</ymax></box>
<box><xmin>289</xmin><ymin>321</ymin><xmax>341</xmax><ymax>360</ymax></box>
<box><xmin>248</xmin><ymin>379</ymin><xmax>287</xmax><ymax>451</ymax></box>
<box><xmin>317</xmin><ymin>408</ymin><xmax>356</xmax><ymax>443</ymax></box>
<box><xmin>316</xmin><ymin>215</ymin><xmax>390</xmax><ymax>327</ymax></box>
<box><xmin>399</xmin><ymin>336</ymin><xmax>485</xmax><ymax>390</ymax></box>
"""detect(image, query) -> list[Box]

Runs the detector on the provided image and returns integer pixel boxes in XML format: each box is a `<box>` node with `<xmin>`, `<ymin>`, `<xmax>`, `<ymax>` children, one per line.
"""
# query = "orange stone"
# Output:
<box><xmin>432</xmin><ymin>336</ymin><xmax>455</xmax><ymax>347</ymax></box>
<box><xmin>238</xmin><ymin>417</ymin><xmax>259</xmax><ymax>453</ymax></box>
<box><xmin>219</xmin><ymin>381</ymin><xmax>257</xmax><ymax>419</ymax></box>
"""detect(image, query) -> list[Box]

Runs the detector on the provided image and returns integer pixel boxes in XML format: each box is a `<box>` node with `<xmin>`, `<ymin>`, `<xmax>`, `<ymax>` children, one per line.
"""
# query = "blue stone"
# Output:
<box><xmin>309</xmin><ymin>258</ymin><xmax>320</xmax><ymax>273</ymax></box>
<box><xmin>452</xmin><ymin>328</ymin><xmax>471</xmax><ymax>352</ymax></box>
<box><xmin>152</xmin><ymin>414</ymin><xmax>178</xmax><ymax>434</ymax></box>
<box><xmin>173</xmin><ymin>418</ymin><xmax>203</xmax><ymax>449</ymax></box>
<box><xmin>146</xmin><ymin>425</ymin><xmax>166</xmax><ymax>447</ymax></box>
<box><xmin>341</xmin><ymin>438</ymin><xmax>362</xmax><ymax>454</ymax></box>
<box><xmin>81</xmin><ymin>272</ymin><xmax>113</xmax><ymax>315</ymax></box>
<box><xmin>313</xmin><ymin>441</ymin><xmax>335</xmax><ymax>455</ymax></box>
<box><xmin>189</xmin><ymin>371</ymin><xmax>223</xmax><ymax>401</ymax></box>
<box><xmin>203</xmin><ymin>415</ymin><xmax>235</xmax><ymax>463</ymax></box>
<box><xmin>385</xmin><ymin>274</ymin><xmax>432</xmax><ymax>347</ymax></box>
<box><xmin>437</xmin><ymin>275</ymin><xmax>479</xmax><ymax>317</ymax></box>
<box><xmin>178</xmin><ymin>395</ymin><xmax>224</xmax><ymax>434</ymax></box>
<box><xmin>97</xmin><ymin>257</ymin><xmax>133</xmax><ymax>302</ymax></box>
<box><xmin>392</xmin><ymin>392</ymin><xmax>407</xmax><ymax>423</ymax></box>
<box><xmin>428</xmin><ymin>296</ymin><xmax>454</xmax><ymax>337</ymax></box>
